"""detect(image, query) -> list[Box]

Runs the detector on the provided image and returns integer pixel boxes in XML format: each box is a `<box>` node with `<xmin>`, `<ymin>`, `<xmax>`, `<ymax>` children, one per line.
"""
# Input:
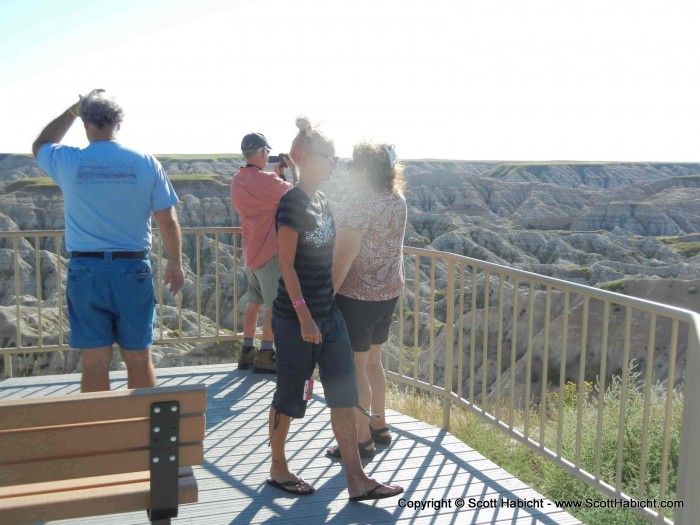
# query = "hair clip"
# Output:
<box><xmin>384</xmin><ymin>144</ymin><xmax>397</xmax><ymax>168</ymax></box>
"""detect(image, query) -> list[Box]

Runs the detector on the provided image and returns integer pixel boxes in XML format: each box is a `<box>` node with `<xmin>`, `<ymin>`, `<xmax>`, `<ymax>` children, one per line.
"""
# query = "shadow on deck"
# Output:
<box><xmin>0</xmin><ymin>364</ymin><xmax>581</xmax><ymax>525</ymax></box>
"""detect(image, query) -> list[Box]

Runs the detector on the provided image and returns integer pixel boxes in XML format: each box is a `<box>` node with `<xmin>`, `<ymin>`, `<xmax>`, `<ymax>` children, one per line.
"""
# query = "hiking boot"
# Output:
<box><xmin>253</xmin><ymin>349</ymin><xmax>276</xmax><ymax>374</ymax></box>
<box><xmin>237</xmin><ymin>345</ymin><xmax>256</xmax><ymax>370</ymax></box>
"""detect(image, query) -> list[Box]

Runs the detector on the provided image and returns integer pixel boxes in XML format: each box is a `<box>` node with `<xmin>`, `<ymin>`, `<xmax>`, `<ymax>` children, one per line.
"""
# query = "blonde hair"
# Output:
<box><xmin>289</xmin><ymin>116</ymin><xmax>334</xmax><ymax>163</ymax></box>
<box><xmin>352</xmin><ymin>142</ymin><xmax>404</xmax><ymax>193</ymax></box>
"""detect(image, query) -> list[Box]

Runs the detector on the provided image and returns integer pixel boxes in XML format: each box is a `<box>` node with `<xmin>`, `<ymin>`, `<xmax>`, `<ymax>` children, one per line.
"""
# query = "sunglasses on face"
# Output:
<box><xmin>312</xmin><ymin>150</ymin><xmax>339</xmax><ymax>167</ymax></box>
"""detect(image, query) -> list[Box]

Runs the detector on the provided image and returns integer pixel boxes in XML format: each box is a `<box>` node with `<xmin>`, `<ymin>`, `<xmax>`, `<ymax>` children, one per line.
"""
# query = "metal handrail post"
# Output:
<box><xmin>442</xmin><ymin>260</ymin><xmax>455</xmax><ymax>430</ymax></box>
<box><xmin>675</xmin><ymin>320</ymin><xmax>700</xmax><ymax>524</ymax></box>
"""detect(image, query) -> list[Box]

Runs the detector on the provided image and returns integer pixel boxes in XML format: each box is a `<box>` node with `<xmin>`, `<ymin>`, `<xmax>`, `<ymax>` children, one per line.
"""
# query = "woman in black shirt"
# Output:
<box><xmin>266</xmin><ymin>116</ymin><xmax>403</xmax><ymax>502</ymax></box>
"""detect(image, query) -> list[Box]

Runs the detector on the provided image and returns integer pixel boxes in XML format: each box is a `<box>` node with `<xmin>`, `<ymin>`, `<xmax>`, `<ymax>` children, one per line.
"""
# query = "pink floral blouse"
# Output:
<box><xmin>336</xmin><ymin>189</ymin><xmax>407</xmax><ymax>301</ymax></box>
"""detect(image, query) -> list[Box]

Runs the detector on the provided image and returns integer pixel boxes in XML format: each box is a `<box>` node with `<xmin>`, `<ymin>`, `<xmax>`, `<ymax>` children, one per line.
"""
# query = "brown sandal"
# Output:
<box><xmin>369</xmin><ymin>425</ymin><xmax>392</xmax><ymax>445</ymax></box>
<box><xmin>326</xmin><ymin>438</ymin><xmax>376</xmax><ymax>459</ymax></box>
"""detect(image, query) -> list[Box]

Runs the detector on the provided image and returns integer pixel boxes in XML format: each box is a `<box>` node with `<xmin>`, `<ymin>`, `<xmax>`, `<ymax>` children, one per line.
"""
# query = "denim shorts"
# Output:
<box><xmin>67</xmin><ymin>255</ymin><xmax>156</xmax><ymax>350</ymax></box>
<box><xmin>271</xmin><ymin>308</ymin><xmax>359</xmax><ymax>418</ymax></box>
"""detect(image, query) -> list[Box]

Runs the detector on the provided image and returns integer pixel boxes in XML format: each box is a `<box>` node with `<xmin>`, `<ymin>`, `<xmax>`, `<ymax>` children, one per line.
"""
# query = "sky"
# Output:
<box><xmin>1</xmin><ymin>0</ymin><xmax>700</xmax><ymax>161</ymax></box>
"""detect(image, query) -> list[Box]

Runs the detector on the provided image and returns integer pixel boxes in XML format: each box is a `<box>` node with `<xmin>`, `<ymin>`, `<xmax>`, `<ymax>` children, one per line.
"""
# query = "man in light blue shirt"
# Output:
<box><xmin>32</xmin><ymin>89</ymin><xmax>185</xmax><ymax>392</ymax></box>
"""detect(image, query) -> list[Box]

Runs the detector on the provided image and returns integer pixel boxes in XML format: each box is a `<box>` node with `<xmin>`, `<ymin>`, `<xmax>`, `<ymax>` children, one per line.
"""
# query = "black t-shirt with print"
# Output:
<box><xmin>273</xmin><ymin>186</ymin><xmax>336</xmax><ymax>320</ymax></box>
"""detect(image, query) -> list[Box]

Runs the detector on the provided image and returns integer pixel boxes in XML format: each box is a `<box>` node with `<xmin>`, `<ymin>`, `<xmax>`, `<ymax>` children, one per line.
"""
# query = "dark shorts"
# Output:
<box><xmin>271</xmin><ymin>308</ymin><xmax>359</xmax><ymax>419</ymax></box>
<box><xmin>67</xmin><ymin>256</ymin><xmax>156</xmax><ymax>350</ymax></box>
<box><xmin>335</xmin><ymin>294</ymin><xmax>399</xmax><ymax>352</ymax></box>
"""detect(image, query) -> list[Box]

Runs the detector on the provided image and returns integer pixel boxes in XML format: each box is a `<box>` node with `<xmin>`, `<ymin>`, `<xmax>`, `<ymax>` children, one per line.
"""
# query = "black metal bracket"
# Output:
<box><xmin>148</xmin><ymin>400</ymin><xmax>180</xmax><ymax>524</ymax></box>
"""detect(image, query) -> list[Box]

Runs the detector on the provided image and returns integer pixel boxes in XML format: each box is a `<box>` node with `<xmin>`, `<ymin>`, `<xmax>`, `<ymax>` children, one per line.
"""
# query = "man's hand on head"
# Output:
<box><xmin>72</xmin><ymin>89</ymin><xmax>105</xmax><ymax>115</ymax></box>
<box><xmin>68</xmin><ymin>97</ymin><xmax>82</xmax><ymax>117</ymax></box>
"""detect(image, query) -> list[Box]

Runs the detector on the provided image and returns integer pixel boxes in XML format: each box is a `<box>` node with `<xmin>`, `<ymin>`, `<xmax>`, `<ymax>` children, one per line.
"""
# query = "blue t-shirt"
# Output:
<box><xmin>37</xmin><ymin>141</ymin><xmax>179</xmax><ymax>252</ymax></box>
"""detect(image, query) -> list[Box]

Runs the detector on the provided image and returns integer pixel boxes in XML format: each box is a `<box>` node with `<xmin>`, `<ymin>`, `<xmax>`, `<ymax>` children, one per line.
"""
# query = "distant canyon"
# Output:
<box><xmin>2</xmin><ymin>154</ymin><xmax>699</xmax><ymax>399</ymax></box>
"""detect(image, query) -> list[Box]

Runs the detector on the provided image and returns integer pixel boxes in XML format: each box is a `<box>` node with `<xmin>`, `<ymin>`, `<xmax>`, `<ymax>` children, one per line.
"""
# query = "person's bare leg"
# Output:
<box><xmin>262</xmin><ymin>308</ymin><xmax>273</xmax><ymax>346</ymax></box>
<box><xmin>353</xmin><ymin>351</ymin><xmax>372</xmax><ymax>445</ymax></box>
<box><xmin>367</xmin><ymin>344</ymin><xmax>389</xmax><ymax>433</ymax></box>
<box><xmin>330</xmin><ymin>407</ymin><xmax>403</xmax><ymax>499</ymax></box>
<box><xmin>269</xmin><ymin>408</ymin><xmax>314</xmax><ymax>493</ymax></box>
<box><xmin>242</xmin><ymin>302</ymin><xmax>261</xmax><ymax>340</ymax></box>
<box><xmin>81</xmin><ymin>346</ymin><xmax>113</xmax><ymax>392</ymax></box>
<box><xmin>120</xmin><ymin>347</ymin><xmax>157</xmax><ymax>388</ymax></box>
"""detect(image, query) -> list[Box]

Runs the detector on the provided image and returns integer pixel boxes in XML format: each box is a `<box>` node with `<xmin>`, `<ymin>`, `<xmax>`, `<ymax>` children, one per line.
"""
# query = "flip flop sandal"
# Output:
<box><xmin>369</xmin><ymin>425</ymin><xmax>392</xmax><ymax>445</ymax></box>
<box><xmin>349</xmin><ymin>483</ymin><xmax>404</xmax><ymax>502</ymax></box>
<box><xmin>266</xmin><ymin>477</ymin><xmax>315</xmax><ymax>495</ymax></box>
<box><xmin>326</xmin><ymin>438</ymin><xmax>376</xmax><ymax>459</ymax></box>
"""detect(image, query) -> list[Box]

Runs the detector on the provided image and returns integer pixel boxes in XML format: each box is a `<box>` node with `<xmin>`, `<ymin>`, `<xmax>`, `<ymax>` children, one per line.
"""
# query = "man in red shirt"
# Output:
<box><xmin>231</xmin><ymin>133</ymin><xmax>297</xmax><ymax>373</ymax></box>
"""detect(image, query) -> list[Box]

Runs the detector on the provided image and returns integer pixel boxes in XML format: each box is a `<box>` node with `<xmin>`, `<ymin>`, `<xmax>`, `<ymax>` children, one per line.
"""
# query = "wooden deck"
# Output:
<box><xmin>0</xmin><ymin>364</ymin><xmax>582</xmax><ymax>525</ymax></box>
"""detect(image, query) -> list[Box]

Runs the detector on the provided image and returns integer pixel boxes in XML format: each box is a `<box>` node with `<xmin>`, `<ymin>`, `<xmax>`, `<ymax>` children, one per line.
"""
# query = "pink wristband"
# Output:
<box><xmin>293</xmin><ymin>298</ymin><xmax>306</xmax><ymax>308</ymax></box>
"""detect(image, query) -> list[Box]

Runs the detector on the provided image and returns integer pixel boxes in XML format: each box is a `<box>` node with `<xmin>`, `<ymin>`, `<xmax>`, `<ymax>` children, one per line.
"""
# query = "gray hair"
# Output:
<box><xmin>242</xmin><ymin>147</ymin><xmax>263</xmax><ymax>160</ymax></box>
<box><xmin>79</xmin><ymin>91</ymin><xmax>124</xmax><ymax>129</ymax></box>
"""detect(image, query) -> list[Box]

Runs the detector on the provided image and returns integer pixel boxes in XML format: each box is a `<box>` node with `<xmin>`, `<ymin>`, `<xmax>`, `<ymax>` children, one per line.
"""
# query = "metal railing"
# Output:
<box><xmin>0</xmin><ymin>227</ymin><xmax>243</xmax><ymax>375</ymax></box>
<box><xmin>0</xmin><ymin>229</ymin><xmax>698</xmax><ymax>524</ymax></box>
<box><xmin>390</xmin><ymin>247</ymin><xmax>698</xmax><ymax>525</ymax></box>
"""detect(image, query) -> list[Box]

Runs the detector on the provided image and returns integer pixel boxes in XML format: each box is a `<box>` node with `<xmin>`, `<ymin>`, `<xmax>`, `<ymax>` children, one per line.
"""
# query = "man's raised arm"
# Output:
<box><xmin>32</xmin><ymin>99</ymin><xmax>82</xmax><ymax>157</ymax></box>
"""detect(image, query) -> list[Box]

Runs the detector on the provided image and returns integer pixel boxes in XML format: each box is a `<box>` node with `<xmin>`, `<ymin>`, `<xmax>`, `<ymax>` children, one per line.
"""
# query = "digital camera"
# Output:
<box><xmin>268</xmin><ymin>153</ymin><xmax>288</xmax><ymax>168</ymax></box>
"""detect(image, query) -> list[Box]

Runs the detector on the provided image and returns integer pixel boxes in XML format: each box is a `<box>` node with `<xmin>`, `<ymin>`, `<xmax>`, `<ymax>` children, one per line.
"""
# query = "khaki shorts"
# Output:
<box><xmin>246</xmin><ymin>255</ymin><xmax>282</xmax><ymax>308</ymax></box>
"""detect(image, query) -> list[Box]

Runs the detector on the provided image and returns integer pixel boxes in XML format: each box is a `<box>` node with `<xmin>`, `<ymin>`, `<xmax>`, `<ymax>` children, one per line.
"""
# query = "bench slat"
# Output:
<box><xmin>0</xmin><ymin>472</ymin><xmax>198</xmax><ymax>525</ymax></box>
<box><xmin>0</xmin><ymin>443</ymin><xmax>204</xmax><ymax>486</ymax></box>
<box><xmin>0</xmin><ymin>467</ymin><xmax>194</xmax><ymax>499</ymax></box>
<box><xmin>0</xmin><ymin>384</ymin><xmax>207</xmax><ymax>430</ymax></box>
<box><xmin>0</xmin><ymin>414</ymin><xmax>205</xmax><ymax>464</ymax></box>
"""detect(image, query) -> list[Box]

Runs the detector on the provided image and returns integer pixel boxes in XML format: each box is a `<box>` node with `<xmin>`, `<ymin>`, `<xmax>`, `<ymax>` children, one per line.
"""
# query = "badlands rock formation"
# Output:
<box><xmin>2</xmin><ymin>153</ymin><xmax>700</xmax><ymax>402</ymax></box>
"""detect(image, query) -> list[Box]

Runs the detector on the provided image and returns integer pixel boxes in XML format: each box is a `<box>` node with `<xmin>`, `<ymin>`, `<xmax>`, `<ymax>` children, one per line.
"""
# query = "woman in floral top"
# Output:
<box><xmin>332</xmin><ymin>143</ymin><xmax>407</xmax><ymax>454</ymax></box>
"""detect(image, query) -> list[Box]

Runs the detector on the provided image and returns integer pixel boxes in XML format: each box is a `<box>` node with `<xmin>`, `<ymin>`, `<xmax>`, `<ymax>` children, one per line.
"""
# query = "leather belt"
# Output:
<box><xmin>70</xmin><ymin>251</ymin><xmax>148</xmax><ymax>259</ymax></box>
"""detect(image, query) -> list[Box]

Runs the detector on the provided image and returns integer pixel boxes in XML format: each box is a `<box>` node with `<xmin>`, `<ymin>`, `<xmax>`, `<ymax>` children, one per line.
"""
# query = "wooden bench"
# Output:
<box><xmin>0</xmin><ymin>383</ymin><xmax>207</xmax><ymax>525</ymax></box>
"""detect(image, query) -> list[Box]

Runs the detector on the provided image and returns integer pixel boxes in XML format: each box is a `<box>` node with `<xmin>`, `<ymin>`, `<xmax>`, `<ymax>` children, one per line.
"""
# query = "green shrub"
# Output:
<box><xmin>671</xmin><ymin>242</ymin><xmax>700</xmax><ymax>258</ymax></box>
<box><xmin>541</xmin><ymin>368</ymin><xmax>681</xmax><ymax>523</ymax></box>
<box><xmin>577</xmin><ymin>266</ymin><xmax>591</xmax><ymax>278</ymax></box>
<box><xmin>546</xmin><ymin>380</ymin><xmax>593</xmax><ymax>410</ymax></box>
<box><xmin>6</xmin><ymin>177</ymin><xmax>57</xmax><ymax>191</ymax></box>
<box><xmin>601</xmin><ymin>280</ymin><xmax>627</xmax><ymax>293</ymax></box>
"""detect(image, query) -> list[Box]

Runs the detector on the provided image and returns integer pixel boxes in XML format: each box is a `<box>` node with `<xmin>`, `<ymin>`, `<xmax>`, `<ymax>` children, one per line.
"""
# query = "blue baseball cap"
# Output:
<box><xmin>241</xmin><ymin>132</ymin><xmax>271</xmax><ymax>151</ymax></box>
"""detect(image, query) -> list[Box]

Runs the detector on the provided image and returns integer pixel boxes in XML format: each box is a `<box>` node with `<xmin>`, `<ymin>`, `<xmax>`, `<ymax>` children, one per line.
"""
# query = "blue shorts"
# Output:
<box><xmin>271</xmin><ymin>309</ymin><xmax>359</xmax><ymax>418</ymax></box>
<box><xmin>67</xmin><ymin>256</ymin><xmax>156</xmax><ymax>350</ymax></box>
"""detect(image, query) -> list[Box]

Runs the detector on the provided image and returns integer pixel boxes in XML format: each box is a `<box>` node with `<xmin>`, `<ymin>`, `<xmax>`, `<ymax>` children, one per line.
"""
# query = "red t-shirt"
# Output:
<box><xmin>231</xmin><ymin>166</ymin><xmax>292</xmax><ymax>270</ymax></box>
